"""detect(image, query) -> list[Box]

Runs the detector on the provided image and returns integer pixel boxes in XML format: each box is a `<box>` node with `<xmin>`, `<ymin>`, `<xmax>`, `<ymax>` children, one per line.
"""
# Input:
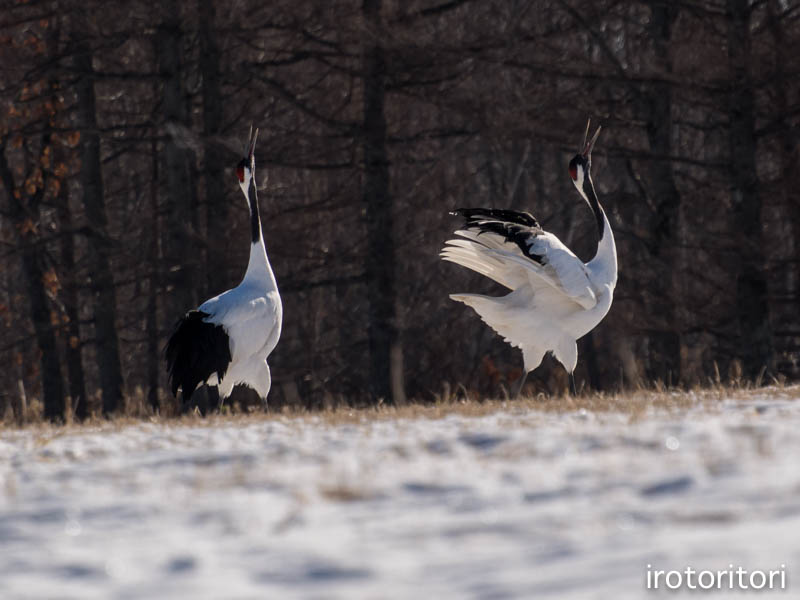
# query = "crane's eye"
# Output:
<box><xmin>235</xmin><ymin>158</ymin><xmax>249</xmax><ymax>183</ymax></box>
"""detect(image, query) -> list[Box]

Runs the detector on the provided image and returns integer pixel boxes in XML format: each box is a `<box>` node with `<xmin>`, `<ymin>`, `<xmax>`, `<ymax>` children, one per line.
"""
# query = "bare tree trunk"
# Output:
<box><xmin>362</xmin><ymin>0</ymin><xmax>400</xmax><ymax>403</ymax></box>
<box><xmin>14</xmin><ymin>380</ymin><xmax>27</xmax><ymax>427</ymax></box>
<box><xmin>643</xmin><ymin>4</ymin><xmax>682</xmax><ymax>385</ymax></box>
<box><xmin>2</xmin><ymin>268</ymin><xmax>26</xmax><ymax>424</ymax></box>
<box><xmin>21</xmin><ymin>232</ymin><xmax>65</xmax><ymax>421</ymax></box>
<box><xmin>199</xmin><ymin>0</ymin><xmax>227</xmax><ymax>298</ymax></box>
<box><xmin>147</xmin><ymin>138</ymin><xmax>161</xmax><ymax>412</ymax></box>
<box><xmin>726</xmin><ymin>0</ymin><xmax>773</xmax><ymax>377</ymax></box>
<box><xmin>73</xmin><ymin>34</ymin><xmax>125</xmax><ymax>415</ymax></box>
<box><xmin>158</xmin><ymin>5</ymin><xmax>197</xmax><ymax>322</ymax></box>
<box><xmin>56</xmin><ymin>187</ymin><xmax>88</xmax><ymax>420</ymax></box>
<box><xmin>0</xmin><ymin>141</ymin><xmax>65</xmax><ymax>422</ymax></box>
<box><xmin>767</xmin><ymin>0</ymin><xmax>800</xmax><ymax>378</ymax></box>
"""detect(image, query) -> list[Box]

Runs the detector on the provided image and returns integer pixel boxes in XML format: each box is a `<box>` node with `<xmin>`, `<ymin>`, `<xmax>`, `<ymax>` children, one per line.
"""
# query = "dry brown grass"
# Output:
<box><xmin>318</xmin><ymin>483</ymin><xmax>377</xmax><ymax>502</ymax></box>
<box><xmin>2</xmin><ymin>382</ymin><xmax>798</xmax><ymax>434</ymax></box>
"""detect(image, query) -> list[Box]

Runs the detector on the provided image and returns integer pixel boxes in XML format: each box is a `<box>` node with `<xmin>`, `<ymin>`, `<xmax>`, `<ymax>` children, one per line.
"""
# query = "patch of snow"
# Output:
<box><xmin>1</xmin><ymin>389</ymin><xmax>799</xmax><ymax>599</ymax></box>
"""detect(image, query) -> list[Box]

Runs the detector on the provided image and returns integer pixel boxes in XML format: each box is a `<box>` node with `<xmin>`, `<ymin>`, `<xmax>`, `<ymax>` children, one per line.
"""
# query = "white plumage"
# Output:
<box><xmin>197</xmin><ymin>257</ymin><xmax>282</xmax><ymax>400</ymax></box>
<box><xmin>166</xmin><ymin>128</ymin><xmax>282</xmax><ymax>406</ymax></box>
<box><xmin>441</xmin><ymin>122</ymin><xmax>616</xmax><ymax>392</ymax></box>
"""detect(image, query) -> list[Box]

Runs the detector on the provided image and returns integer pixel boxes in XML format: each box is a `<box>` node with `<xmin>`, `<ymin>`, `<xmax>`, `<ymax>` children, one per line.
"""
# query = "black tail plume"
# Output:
<box><xmin>164</xmin><ymin>310</ymin><xmax>232</xmax><ymax>403</ymax></box>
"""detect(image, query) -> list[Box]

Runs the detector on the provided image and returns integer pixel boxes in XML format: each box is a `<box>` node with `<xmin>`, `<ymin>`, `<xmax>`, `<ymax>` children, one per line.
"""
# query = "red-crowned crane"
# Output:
<box><xmin>440</xmin><ymin>121</ymin><xmax>617</xmax><ymax>395</ymax></box>
<box><xmin>165</xmin><ymin>127</ymin><xmax>282</xmax><ymax>408</ymax></box>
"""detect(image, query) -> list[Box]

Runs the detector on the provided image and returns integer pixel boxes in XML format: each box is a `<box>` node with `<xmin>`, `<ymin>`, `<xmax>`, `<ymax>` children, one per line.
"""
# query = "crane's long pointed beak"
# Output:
<box><xmin>247</xmin><ymin>127</ymin><xmax>259</xmax><ymax>166</ymax></box>
<box><xmin>582</xmin><ymin>119</ymin><xmax>591</xmax><ymax>150</ymax></box>
<box><xmin>582</xmin><ymin>122</ymin><xmax>602</xmax><ymax>158</ymax></box>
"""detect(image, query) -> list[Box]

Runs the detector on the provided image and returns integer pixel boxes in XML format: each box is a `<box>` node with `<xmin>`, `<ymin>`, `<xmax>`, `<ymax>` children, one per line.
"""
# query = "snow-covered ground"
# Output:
<box><xmin>1</xmin><ymin>388</ymin><xmax>799</xmax><ymax>599</ymax></box>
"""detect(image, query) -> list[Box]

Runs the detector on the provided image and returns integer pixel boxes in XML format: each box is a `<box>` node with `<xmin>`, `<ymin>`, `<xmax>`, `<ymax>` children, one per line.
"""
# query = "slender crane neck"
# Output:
<box><xmin>582</xmin><ymin>174</ymin><xmax>617</xmax><ymax>288</ymax></box>
<box><xmin>247</xmin><ymin>174</ymin><xmax>262</xmax><ymax>244</ymax></box>
<box><xmin>581</xmin><ymin>174</ymin><xmax>605</xmax><ymax>242</ymax></box>
<box><xmin>242</xmin><ymin>175</ymin><xmax>277</xmax><ymax>290</ymax></box>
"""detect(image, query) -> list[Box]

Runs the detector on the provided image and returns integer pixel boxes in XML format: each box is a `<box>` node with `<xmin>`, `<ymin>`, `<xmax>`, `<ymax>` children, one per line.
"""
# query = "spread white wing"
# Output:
<box><xmin>441</xmin><ymin>208</ymin><xmax>597</xmax><ymax>310</ymax></box>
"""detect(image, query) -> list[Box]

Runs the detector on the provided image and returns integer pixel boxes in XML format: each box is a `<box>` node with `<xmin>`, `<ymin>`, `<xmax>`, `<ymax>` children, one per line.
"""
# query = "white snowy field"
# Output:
<box><xmin>1</xmin><ymin>388</ymin><xmax>799</xmax><ymax>600</ymax></box>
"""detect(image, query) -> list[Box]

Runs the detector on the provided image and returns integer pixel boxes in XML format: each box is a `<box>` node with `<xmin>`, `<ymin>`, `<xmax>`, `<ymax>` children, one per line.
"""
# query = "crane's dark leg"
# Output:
<box><xmin>181</xmin><ymin>386</ymin><xmax>210</xmax><ymax>416</ymax></box>
<box><xmin>569</xmin><ymin>373</ymin><xmax>577</xmax><ymax>396</ymax></box>
<box><xmin>208</xmin><ymin>385</ymin><xmax>221</xmax><ymax>413</ymax></box>
<box><xmin>513</xmin><ymin>371</ymin><xmax>529</xmax><ymax>399</ymax></box>
<box><xmin>179</xmin><ymin>391</ymin><xmax>192</xmax><ymax>415</ymax></box>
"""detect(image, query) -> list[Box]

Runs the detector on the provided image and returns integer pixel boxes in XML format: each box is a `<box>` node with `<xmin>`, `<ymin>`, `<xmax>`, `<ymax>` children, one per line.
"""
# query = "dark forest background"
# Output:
<box><xmin>1</xmin><ymin>0</ymin><xmax>798</xmax><ymax>421</ymax></box>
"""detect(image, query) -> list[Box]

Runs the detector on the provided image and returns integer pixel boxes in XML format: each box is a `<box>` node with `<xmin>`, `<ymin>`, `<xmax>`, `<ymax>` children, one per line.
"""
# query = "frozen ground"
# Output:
<box><xmin>1</xmin><ymin>388</ymin><xmax>799</xmax><ymax>599</ymax></box>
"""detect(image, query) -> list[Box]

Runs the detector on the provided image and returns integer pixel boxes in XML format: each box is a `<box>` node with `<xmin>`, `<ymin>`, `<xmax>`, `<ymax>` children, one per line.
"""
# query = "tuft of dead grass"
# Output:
<box><xmin>318</xmin><ymin>483</ymin><xmax>376</xmax><ymax>502</ymax></box>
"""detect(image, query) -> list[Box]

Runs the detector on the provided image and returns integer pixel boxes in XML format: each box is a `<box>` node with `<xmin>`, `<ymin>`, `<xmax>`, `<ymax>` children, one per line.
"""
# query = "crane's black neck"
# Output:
<box><xmin>248</xmin><ymin>174</ymin><xmax>262</xmax><ymax>244</ymax></box>
<box><xmin>582</xmin><ymin>174</ymin><xmax>605</xmax><ymax>241</ymax></box>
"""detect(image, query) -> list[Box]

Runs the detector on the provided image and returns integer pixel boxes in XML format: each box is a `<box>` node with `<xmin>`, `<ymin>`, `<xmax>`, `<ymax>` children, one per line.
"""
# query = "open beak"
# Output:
<box><xmin>581</xmin><ymin>119</ymin><xmax>602</xmax><ymax>159</ymax></box>
<box><xmin>245</xmin><ymin>125</ymin><xmax>259</xmax><ymax>168</ymax></box>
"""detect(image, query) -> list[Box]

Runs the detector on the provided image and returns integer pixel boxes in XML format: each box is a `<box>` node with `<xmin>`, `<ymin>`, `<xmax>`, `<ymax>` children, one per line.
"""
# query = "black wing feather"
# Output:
<box><xmin>452</xmin><ymin>207</ymin><xmax>541</xmax><ymax>229</ymax></box>
<box><xmin>164</xmin><ymin>310</ymin><xmax>232</xmax><ymax>402</ymax></box>
<box><xmin>451</xmin><ymin>207</ymin><xmax>546</xmax><ymax>265</ymax></box>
